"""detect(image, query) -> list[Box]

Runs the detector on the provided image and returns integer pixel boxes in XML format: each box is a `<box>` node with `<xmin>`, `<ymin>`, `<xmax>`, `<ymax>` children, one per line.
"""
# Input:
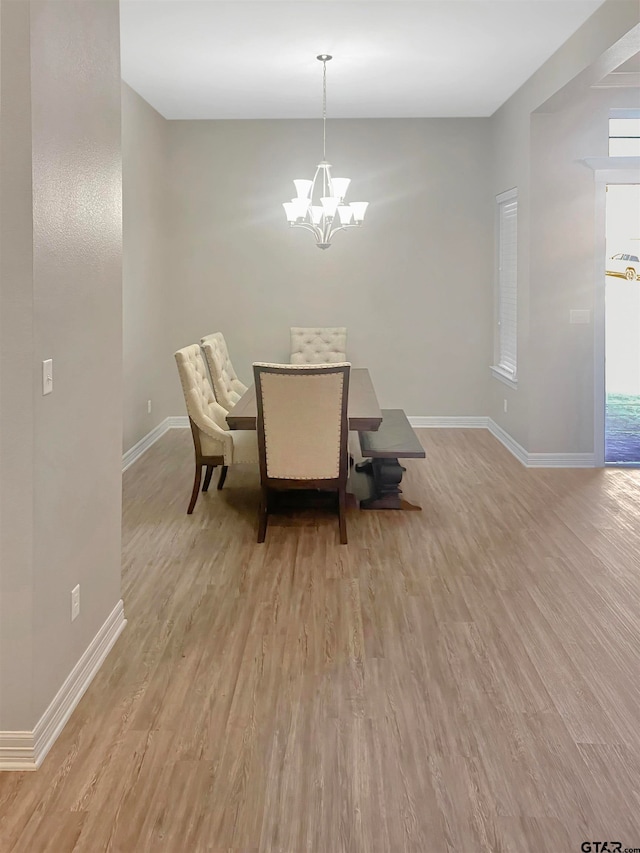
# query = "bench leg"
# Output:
<box><xmin>355</xmin><ymin>459</ymin><xmax>373</xmax><ymax>475</ymax></box>
<box><xmin>359</xmin><ymin>458</ymin><xmax>421</xmax><ymax>511</ymax></box>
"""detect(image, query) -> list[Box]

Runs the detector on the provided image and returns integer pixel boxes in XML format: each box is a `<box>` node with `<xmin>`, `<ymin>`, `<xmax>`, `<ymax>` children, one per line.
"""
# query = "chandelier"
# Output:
<box><xmin>282</xmin><ymin>55</ymin><xmax>368</xmax><ymax>249</ymax></box>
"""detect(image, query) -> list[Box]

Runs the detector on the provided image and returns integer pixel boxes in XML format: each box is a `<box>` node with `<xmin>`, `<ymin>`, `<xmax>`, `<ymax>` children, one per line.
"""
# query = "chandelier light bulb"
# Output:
<box><xmin>283</xmin><ymin>202</ymin><xmax>298</xmax><ymax>222</ymax></box>
<box><xmin>337</xmin><ymin>205</ymin><xmax>354</xmax><ymax>225</ymax></box>
<box><xmin>294</xmin><ymin>179</ymin><xmax>313</xmax><ymax>199</ymax></box>
<box><xmin>349</xmin><ymin>201</ymin><xmax>369</xmax><ymax>223</ymax></box>
<box><xmin>281</xmin><ymin>55</ymin><xmax>369</xmax><ymax>249</ymax></box>
<box><xmin>330</xmin><ymin>177</ymin><xmax>351</xmax><ymax>200</ymax></box>
<box><xmin>291</xmin><ymin>197</ymin><xmax>311</xmax><ymax>216</ymax></box>
<box><xmin>320</xmin><ymin>196</ymin><xmax>340</xmax><ymax>218</ymax></box>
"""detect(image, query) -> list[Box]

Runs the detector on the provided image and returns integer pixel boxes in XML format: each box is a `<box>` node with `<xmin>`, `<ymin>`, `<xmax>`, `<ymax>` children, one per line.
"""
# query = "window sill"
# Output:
<box><xmin>490</xmin><ymin>366</ymin><xmax>518</xmax><ymax>389</ymax></box>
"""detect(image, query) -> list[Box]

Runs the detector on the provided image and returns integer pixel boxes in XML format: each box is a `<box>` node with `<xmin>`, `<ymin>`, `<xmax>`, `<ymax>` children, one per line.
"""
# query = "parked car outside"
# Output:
<box><xmin>606</xmin><ymin>252</ymin><xmax>640</xmax><ymax>281</ymax></box>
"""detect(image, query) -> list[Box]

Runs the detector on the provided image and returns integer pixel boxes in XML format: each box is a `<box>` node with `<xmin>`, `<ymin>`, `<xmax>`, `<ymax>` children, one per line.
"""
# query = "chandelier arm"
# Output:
<box><xmin>327</xmin><ymin>223</ymin><xmax>362</xmax><ymax>241</ymax></box>
<box><xmin>292</xmin><ymin>222</ymin><xmax>323</xmax><ymax>241</ymax></box>
<box><xmin>311</xmin><ymin>163</ymin><xmax>322</xmax><ymax>201</ymax></box>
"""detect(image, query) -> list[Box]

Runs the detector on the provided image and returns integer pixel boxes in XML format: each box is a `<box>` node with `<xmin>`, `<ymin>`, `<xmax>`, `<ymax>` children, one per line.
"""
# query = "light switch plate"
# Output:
<box><xmin>71</xmin><ymin>584</ymin><xmax>80</xmax><ymax>621</ymax></box>
<box><xmin>42</xmin><ymin>359</ymin><xmax>53</xmax><ymax>395</ymax></box>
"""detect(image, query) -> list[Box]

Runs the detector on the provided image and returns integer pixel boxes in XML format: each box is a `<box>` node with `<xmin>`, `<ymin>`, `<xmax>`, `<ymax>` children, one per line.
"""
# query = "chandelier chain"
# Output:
<box><xmin>322</xmin><ymin>58</ymin><xmax>327</xmax><ymax>161</ymax></box>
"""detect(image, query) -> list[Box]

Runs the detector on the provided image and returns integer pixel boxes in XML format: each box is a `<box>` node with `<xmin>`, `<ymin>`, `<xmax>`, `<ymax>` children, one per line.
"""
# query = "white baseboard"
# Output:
<box><xmin>487</xmin><ymin>418</ymin><xmax>529</xmax><ymax>466</ymax></box>
<box><xmin>408</xmin><ymin>416</ymin><xmax>489</xmax><ymax>429</ymax></box>
<box><xmin>122</xmin><ymin>416</ymin><xmax>188</xmax><ymax>472</ymax></box>
<box><xmin>0</xmin><ymin>732</ymin><xmax>34</xmax><ymax>773</ymax></box>
<box><xmin>0</xmin><ymin>600</ymin><xmax>126</xmax><ymax>771</ymax></box>
<box><xmin>124</xmin><ymin>413</ymin><xmax>596</xmax><ymax>473</ymax></box>
<box><xmin>525</xmin><ymin>451</ymin><xmax>596</xmax><ymax>468</ymax></box>
<box><xmin>487</xmin><ymin>419</ymin><xmax>595</xmax><ymax>467</ymax></box>
<box><xmin>408</xmin><ymin>417</ymin><xmax>595</xmax><ymax>467</ymax></box>
<box><xmin>167</xmin><ymin>416</ymin><xmax>189</xmax><ymax>429</ymax></box>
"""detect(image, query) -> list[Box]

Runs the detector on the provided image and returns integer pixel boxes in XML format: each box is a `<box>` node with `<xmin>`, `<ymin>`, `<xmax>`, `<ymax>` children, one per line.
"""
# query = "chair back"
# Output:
<box><xmin>174</xmin><ymin>344</ymin><xmax>229</xmax><ymax>434</ymax></box>
<box><xmin>290</xmin><ymin>327</ymin><xmax>347</xmax><ymax>364</ymax></box>
<box><xmin>201</xmin><ymin>332</ymin><xmax>247</xmax><ymax>410</ymax></box>
<box><xmin>253</xmin><ymin>363</ymin><xmax>350</xmax><ymax>483</ymax></box>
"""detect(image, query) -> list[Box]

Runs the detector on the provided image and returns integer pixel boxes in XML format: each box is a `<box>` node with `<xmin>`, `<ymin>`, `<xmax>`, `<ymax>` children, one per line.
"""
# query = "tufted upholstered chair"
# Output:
<box><xmin>175</xmin><ymin>345</ymin><xmax>258</xmax><ymax>513</ymax></box>
<box><xmin>290</xmin><ymin>327</ymin><xmax>347</xmax><ymax>365</ymax></box>
<box><xmin>253</xmin><ymin>362</ymin><xmax>351</xmax><ymax>544</ymax></box>
<box><xmin>200</xmin><ymin>333</ymin><xmax>248</xmax><ymax>411</ymax></box>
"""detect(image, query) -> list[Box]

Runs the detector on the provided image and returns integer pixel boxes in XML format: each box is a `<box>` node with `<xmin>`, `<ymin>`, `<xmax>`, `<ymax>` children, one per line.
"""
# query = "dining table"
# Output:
<box><xmin>225</xmin><ymin>367</ymin><xmax>424</xmax><ymax>511</ymax></box>
<box><xmin>225</xmin><ymin>367</ymin><xmax>383</xmax><ymax>433</ymax></box>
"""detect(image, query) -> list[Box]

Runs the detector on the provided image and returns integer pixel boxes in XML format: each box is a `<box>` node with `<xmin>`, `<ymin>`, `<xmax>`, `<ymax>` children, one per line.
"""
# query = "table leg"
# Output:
<box><xmin>359</xmin><ymin>458</ymin><xmax>421</xmax><ymax>511</ymax></box>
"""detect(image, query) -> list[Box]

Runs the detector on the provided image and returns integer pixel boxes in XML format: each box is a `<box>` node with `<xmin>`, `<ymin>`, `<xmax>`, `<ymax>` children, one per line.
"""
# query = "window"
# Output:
<box><xmin>609</xmin><ymin>115</ymin><xmax>640</xmax><ymax>156</ymax></box>
<box><xmin>492</xmin><ymin>188</ymin><xmax>518</xmax><ymax>387</ymax></box>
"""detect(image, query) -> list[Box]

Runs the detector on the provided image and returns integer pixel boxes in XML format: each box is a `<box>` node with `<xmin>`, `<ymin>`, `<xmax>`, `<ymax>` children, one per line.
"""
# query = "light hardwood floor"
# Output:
<box><xmin>2</xmin><ymin>427</ymin><xmax>640</xmax><ymax>852</ymax></box>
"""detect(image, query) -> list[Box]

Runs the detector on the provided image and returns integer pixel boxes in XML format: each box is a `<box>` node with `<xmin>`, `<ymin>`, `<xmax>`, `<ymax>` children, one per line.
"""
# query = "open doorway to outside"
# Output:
<box><xmin>605</xmin><ymin>182</ymin><xmax>640</xmax><ymax>466</ymax></box>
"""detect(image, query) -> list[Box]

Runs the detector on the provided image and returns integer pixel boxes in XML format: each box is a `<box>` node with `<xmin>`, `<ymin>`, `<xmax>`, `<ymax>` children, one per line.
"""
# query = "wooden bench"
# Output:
<box><xmin>356</xmin><ymin>409</ymin><xmax>425</xmax><ymax>510</ymax></box>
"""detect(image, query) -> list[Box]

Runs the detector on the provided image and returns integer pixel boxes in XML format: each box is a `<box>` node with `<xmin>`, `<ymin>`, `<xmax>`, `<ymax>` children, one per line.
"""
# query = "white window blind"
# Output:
<box><xmin>496</xmin><ymin>189</ymin><xmax>518</xmax><ymax>380</ymax></box>
<box><xmin>609</xmin><ymin>117</ymin><xmax>640</xmax><ymax>156</ymax></box>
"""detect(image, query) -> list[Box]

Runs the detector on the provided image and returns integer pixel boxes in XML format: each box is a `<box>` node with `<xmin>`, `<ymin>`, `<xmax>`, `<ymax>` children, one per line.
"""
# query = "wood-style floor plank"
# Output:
<box><xmin>2</xmin><ymin>427</ymin><xmax>640</xmax><ymax>852</ymax></box>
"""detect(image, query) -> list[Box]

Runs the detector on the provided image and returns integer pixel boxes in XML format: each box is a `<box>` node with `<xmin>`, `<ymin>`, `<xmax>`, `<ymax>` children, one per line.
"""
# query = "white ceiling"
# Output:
<box><xmin>120</xmin><ymin>0</ymin><xmax>606</xmax><ymax>120</ymax></box>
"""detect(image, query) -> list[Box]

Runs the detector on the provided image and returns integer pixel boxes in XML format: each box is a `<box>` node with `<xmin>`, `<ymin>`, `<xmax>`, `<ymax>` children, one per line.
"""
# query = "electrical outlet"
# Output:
<box><xmin>71</xmin><ymin>584</ymin><xmax>80</xmax><ymax>621</ymax></box>
<box><xmin>42</xmin><ymin>359</ymin><xmax>53</xmax><ymax>395</ymax></box>
<box><xmin>503</xmin><ymin>399</ymin><xmax>508</xmax><ymax>413</ymax></box>
<box><xmin>147</xmin><ymin>399</ymin><xmax>152</xmax><ymax>414</ymax></box>
<box><xmin>569</xmin><ymin>309</ymin><xmax>591</xmax><ymax>324</ymax></box>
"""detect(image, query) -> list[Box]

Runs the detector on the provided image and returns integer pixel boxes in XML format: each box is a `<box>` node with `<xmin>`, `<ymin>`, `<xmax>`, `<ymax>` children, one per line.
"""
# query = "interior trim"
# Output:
<box><xmin>122</xmin><ymin>416</ymin><xmax>188</xmax><ymax>472</ymax></box>
<box><xmin>0</xmin><ymin>600</ymin><xmax>126</xmax><ymax>771</ymax></box>
<box><xmin>408</xmin><ymin>416</ymin><xmax>488</xmax><ymax>429</ymax></box>
<box><xmin>487</xmin><ymin>419</ymin><xmax>595</xmax><ymax>467</ymax></box>
<box><xmin>123</xmin><ymin>415</ymin><xmax>598</xmax><ymax>475</ymax></box>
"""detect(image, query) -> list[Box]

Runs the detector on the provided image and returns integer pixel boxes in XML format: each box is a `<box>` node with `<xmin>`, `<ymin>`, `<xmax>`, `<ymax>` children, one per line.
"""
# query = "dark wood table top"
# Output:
<box><xmin>226</xmin><ymin>367</ymin><xmax>382</xmax><ymax>432</ymax></box>
<box><xmin>358</xmin><ymin>409</ymin><xmax>426</xmax><ymax>458</ymax></box>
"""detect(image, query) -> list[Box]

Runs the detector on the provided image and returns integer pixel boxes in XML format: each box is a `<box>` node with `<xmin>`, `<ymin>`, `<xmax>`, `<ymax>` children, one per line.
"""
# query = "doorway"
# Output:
<box><xmin>605</xmin><ymin>183</ymin><xmax>640</xmax><ymax>466</ymax></box>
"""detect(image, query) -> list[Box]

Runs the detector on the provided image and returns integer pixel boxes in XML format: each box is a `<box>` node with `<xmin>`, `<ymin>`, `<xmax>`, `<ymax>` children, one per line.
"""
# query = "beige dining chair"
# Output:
<box><xmin>290</xmin><ymin>327</ymin><xmax>347</xmax><ymax>364</ymax></box>
<box><xmin>175</xmin><ymin>344</ymin><xmax>258</xmax><ymax>513</ymax></box>
<box><xmin>253</xmin><ymin>362</ymin><xmax>351</xmax><ymax>544</ymax></box>
<box><xmin>200</xmin><ymin>332</ymin><xmax>248</xmax><ymax>411</ymax></box>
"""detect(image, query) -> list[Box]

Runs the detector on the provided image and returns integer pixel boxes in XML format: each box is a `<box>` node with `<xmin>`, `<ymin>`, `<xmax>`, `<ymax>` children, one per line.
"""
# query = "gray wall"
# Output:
<box><xmin>122</xmin><ymin>82</ymin><xmax>173</xmax><ymax>451</ymax></box>
<box><xmin>0</xmin><ymin>0</ymin><xmax>37</xmax><ymax>733</ymax></box>
<box><xmin>0</xmin><ymin>0</ymin><xmax>122</xmax><ymax>731</ymax></box>
<box><xmin>119</xmin><ymin>0</ymin><xmax>639</xmax><ymax>459</ymax></box>
<box><xmin>163</xmin><ymin>117</ymin><xmax>494</xmax><ymax>418</ymax></box>
<box><xmin>528</xmin><ymin>86</ymin><xmax>639</xmax><ymax>454</ymax></box>
<box><xmin>489</xmin><ymin>0</ymin><xmax>640</xmax><ymax>452</ymax></box>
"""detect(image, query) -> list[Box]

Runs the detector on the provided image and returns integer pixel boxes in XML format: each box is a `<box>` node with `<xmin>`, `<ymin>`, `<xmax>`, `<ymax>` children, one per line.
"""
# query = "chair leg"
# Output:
<box><xmin>187</xmin><ymin>464</ymin><xmax>202</xmax><ymax>514</ymax></box>
<box><xmin>257</xmin><ymin>488</ymin><xmax>269</xmax><ymax>543</ymax></box>
<box><xmin>217</xmin><ymin>465</ymin><xmax>228</xmax><ymax>490</ymax></box>
<box><xmin>202</xmin><ymin>465</ymin><xmax>214</xmax><ymax>492</ymax></box>
<box><xmin>338</xmin><ymin>487</ymin><xmax>348</xmax><ymax>545</ymax></box>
